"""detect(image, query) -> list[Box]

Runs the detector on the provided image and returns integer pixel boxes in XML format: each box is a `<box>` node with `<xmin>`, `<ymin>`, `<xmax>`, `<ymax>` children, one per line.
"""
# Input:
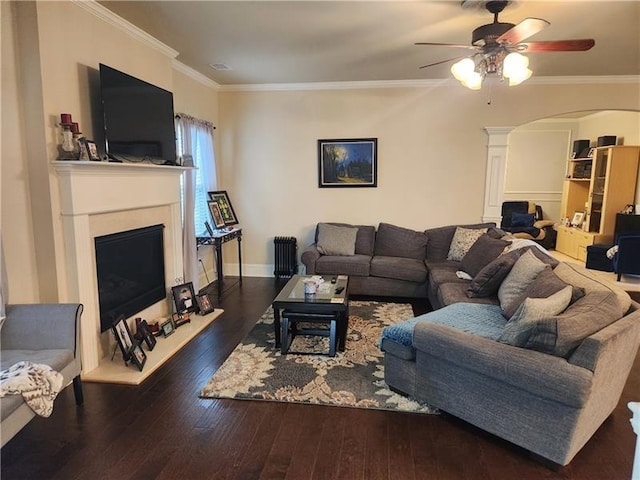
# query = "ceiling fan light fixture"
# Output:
<box><xmin>451</xmin><ymin>57</ymin><xmax>476</xmax><ymax>81</ymax></box>
<box><xmin>451</xmin><ymin>57</ymin><xmax>484</xmax><ymax>90</ymax></box>
<box><xmin>502</xmin><ymin>52</ymin><xmax>532</xmax><ymax>85</ymax></box>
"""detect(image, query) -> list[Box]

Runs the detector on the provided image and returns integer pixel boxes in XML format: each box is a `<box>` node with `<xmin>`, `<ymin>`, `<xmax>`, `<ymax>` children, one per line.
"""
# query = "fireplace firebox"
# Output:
<box><xmin>95</xmin><ymin>224</ymin><xmax>166</xmax><ymax>332</ymax></box>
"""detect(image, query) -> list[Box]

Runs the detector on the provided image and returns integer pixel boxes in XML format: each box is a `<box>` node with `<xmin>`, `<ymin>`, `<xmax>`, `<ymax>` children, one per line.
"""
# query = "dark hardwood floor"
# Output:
<box><xmin>1</xmin><ymin>277</ymin><xmax>638</xmax><ymax>479</ymax></box>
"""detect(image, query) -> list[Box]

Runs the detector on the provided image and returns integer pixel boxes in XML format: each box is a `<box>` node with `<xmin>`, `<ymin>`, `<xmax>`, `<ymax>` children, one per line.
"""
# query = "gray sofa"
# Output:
<box><xmin>381</xmin><ymin>258</ymin><xmax>640</xmax><ymax>466</ymax></box>
<box><xmin>301</xmin><ymin>221</ymin><xmax>495</xmax><ymax>298</ymax></box>
<box><xmin>1</xmin><ymin>303</ymin><xmax>84</xmax><ymax>447</ymax></box>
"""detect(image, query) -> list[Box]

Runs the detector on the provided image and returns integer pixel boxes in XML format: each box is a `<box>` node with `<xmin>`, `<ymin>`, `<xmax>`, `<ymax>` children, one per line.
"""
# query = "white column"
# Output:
<box><xmin>482</xmin><ymin>127</ymin><xmax>513</xmax><ymax>224</ymax></box>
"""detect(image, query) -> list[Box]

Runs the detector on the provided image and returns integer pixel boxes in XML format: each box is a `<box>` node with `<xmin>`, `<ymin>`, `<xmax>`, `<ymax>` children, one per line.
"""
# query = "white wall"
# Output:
<box><xmin>219</xmin><ymin>83</ymin><xmax>640</xmax><ymax>273</ymax></box>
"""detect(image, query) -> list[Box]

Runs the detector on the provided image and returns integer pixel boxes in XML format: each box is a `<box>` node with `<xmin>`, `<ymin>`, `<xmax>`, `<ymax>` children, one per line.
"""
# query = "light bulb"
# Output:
<box><xmin>503</xmin><ymin>52</ymin><xmax>531</xmax><ymax>85</ymax></box>
<box><xmin>462</xmin><ymin>71</ymin><xmax>483</xmax><ymax>90</ymax></box>
<box><xmin>451</xmin><ymin>58</ymin><xmax>475</xmax><ymax>81</ymax></box>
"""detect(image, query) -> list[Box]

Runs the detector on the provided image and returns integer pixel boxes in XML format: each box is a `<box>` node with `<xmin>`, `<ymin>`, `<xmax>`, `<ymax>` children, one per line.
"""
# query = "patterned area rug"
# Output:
<box><xmin>200</xmin><ymin>301</ymin><xmax>437</xmax><ymax>414</ymax></box>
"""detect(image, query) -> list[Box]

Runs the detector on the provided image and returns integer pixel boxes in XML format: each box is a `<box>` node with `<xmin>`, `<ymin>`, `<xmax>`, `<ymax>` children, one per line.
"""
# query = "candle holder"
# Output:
<box><xmin>57</xmin><ymin>122</ymin><xmax>77</xmax><ymax>160</ymax></box>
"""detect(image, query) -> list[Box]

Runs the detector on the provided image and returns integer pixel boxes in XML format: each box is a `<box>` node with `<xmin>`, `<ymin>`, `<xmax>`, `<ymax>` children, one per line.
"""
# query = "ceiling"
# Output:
<box><xmin>98</xmin><ymin>1</ymin><xmax>640</xmax><ymax>86</ymax></box>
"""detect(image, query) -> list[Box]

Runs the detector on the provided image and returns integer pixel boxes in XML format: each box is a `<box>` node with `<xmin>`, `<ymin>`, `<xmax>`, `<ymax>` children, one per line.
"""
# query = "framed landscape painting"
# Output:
<box><xmin>318</xmin><ymin>138</ymin><xmax>377</xmax><ymax>188</ymax></box>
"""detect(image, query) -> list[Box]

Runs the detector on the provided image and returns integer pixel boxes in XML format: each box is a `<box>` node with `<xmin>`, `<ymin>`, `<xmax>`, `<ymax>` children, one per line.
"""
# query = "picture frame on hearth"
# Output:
<box><xmin>160</xmin><ymin>318</ymin><xmax>175</xmax><ymax>337</ymax></box>
<box><xmin>196</xmin><ymin>293</ymin><xmax>214</xmax><ymax>315</ymax></box>
<box><xmin>171</xmin><ymin>282</ymin><xmax>198</xmax><ymax>314</ymax></box>
<box><xmin>172</xmin><ymin>312</ymin><xmax>191</xmax><ymax>328</ymax></box>
<box><xmin>207</xmin><ymin>200</ymin><xmax>226</xmax><ymax>229</ymax></box>
<box><xmin>207</xmin><ymin>190</ymin><xmax>238</xmax><ymax>226</ymax></box>
<box><xmin>318</xmin><ymin>138</ymin><xmax>377</xmax><ymax>188</ymax></box>
<box><xmin>111</xmin><ymin>316</ymin><xmax>134</xmax><ymax>363</ymax></box>
<box><xmin>135</xmin><ymin>319</ymin><xmax>156</xmax><ymax>351</ymax></box>
<box><xmin>128</xmin><ymin>343</ymin><xmax>147</xmax><ymax>371</ymax></box>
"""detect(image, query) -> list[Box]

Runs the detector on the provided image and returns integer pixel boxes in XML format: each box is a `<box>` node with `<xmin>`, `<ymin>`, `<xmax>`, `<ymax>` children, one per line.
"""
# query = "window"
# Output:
<box><xmin>175</xmin><ymin>115</ymin><xmax>217</xmax><ymax>235</ymax></box>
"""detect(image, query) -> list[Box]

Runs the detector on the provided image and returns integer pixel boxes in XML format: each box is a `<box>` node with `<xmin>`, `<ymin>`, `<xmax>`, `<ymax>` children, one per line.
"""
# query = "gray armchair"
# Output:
<box><xmin>1</xmin><ymin>303</ymin><xmax>83</xmax><ymax>447</ymax></box>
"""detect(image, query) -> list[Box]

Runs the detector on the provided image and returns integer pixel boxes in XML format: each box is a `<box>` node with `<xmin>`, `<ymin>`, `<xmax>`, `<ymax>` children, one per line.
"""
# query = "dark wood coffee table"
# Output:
<box><xmin>272</xmin><ymin>275</ymin><xmax>349</xmax><ymax>356</ymax></box>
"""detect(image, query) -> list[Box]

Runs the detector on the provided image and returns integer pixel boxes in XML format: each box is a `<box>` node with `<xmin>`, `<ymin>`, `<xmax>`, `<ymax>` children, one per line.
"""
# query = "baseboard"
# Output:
<box><xmin>222</xmin><ymin>263</ymin><xmax>304</xmax><ymax>277</ymax></box>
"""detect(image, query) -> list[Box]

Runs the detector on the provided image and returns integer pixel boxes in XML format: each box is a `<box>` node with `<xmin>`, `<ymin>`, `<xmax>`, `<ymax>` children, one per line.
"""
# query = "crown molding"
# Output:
<box><xmin>71</xmin><ymin>0</ymin><xmax>179</xmax><ymax>59</ymax></box>
<box><xmin>219</xmin><ymin>78</ymin><xmax>448</xmax><ymax>92</ymax></box>
<box><xmin>219</xmin><ymin>75</ymin><xmax>640</xmax><ymax>93</ymax></box>
<box><xmin>172</xmin><ymin>61</ymin><xmax>220</xmax><ymax>90</ymax></box>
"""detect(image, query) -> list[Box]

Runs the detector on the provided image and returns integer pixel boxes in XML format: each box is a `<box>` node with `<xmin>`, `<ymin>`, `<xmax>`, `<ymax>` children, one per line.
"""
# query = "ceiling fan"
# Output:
<box><xmin>416</xmin><ymin>0</ymin><xmax>595</xmax><ymax>89</ymax></box>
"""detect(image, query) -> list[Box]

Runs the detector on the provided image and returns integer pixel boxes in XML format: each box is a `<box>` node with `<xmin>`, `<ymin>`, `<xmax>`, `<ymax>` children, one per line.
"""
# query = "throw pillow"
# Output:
<box><xmin>467</xmin><ymin>249</ymin><xmax>523</xmax><ymax>298</ymax></box>
<box><xmin>316</xmin><ymin>223</ymin><xmax>357</xmax><ymax>256</ymax></box>
<box><xmin>374</xmin><ymin>223</ymin><xmax>428</xmax><ymax>260</ymax></box>
<box><xmin>525</xmin><ymin>290</ymin><xmax>623</xmax><ymax>357</ymax></box>
<box><xmin>510</xmin><ymin>212</ymin><xmax>535</xmax><ymax>227</ymax></box>
<box><xmin>498</xmin><ymin>286</ymin><xmax>573</xmax><ymax>347</ymax></box>
<box><xmin>498</xmin><ymin>249</ymin><xmax>547</xmax><ymax>317</ymax></box>
<box><xmin>460</xmin><ymin>234</ymin><xmax>510</xmax><ymax>278</ymax></box>
<box><xmin>501</xmin><ymin>266</ymin><xmax>585</xmax><ymax>319</ymax></box>
<box><xmin>447</xmin><ymin>227</ymin><xmax>488</xmax><ymax>262</ymax></box>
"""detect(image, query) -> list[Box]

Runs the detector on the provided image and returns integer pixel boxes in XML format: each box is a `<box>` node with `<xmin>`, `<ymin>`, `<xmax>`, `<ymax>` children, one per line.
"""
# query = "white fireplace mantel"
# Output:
<box><xmin>54</xmin><ymin>161</ymin><xmax>192</xmax><ymax>372</ymax></box>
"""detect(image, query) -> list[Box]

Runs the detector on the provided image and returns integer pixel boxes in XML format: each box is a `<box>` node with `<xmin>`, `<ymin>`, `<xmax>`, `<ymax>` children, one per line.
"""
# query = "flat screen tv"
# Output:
<box><xmin>95</xmin><ymin>224</ymin><xmax>166</xmax><ymax>332</ymax></box>
<box><xmin>99</xmin><ymin>63</ymin><xmax>177</xmax><ymax>165</ymax></box>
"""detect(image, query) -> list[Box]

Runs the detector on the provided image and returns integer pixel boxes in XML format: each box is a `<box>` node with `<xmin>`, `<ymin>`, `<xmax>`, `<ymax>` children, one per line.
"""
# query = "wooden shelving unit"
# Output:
<box><xmin>556</xmin><ymin>145</ymin><xmax>640</xmax><ymax>261</ymax></box>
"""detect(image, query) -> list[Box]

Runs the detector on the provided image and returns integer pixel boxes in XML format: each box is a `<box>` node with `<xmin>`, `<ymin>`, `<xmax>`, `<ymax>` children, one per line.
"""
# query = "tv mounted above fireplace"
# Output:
<box><xmin>99</xmin><ymin>63</ymin><xmax>177</xmax><ymax>165</ymax></box>
<box><xmin>95</xmin><ymin>224</ymin><xmax>166</xmax><ymax>332</ymax></box>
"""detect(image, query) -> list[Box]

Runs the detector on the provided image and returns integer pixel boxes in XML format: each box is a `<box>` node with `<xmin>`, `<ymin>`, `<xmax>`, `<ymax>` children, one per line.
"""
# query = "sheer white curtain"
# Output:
<box><xmin>175</xmin><ymin>114</ymin><xmax>218</xmax><ymax>292</ymax></box>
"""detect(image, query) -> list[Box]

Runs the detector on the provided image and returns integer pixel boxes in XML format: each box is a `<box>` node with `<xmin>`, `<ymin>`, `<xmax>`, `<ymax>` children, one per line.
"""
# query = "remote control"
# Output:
<box><xmin>335</xmin><ymin>286</ymin><xmax>344</xmax><ymax>294</ymax></box>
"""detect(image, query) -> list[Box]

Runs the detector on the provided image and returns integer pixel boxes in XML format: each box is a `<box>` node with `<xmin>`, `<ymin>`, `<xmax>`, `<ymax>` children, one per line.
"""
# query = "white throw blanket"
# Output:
<box><xmin>0</xmin><ymin>361</ymin><xmax>64</xmax><ymax>417</ymax></box>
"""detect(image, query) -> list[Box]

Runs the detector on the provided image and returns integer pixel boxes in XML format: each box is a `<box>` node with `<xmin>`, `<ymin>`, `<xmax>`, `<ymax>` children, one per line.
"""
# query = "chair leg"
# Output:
<box><xmin>618</xmin><ymin>273</ymin><xmax>622</xmax><ymax>281</ymax></box>
<box><xmin>72</xmin><ymin>375</ymin><xmax>84</xmax><ymax>406</ymax></box>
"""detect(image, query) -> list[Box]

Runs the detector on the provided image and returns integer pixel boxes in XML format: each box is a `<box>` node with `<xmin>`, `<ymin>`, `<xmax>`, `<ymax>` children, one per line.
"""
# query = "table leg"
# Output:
<box><xmin>215</xmin><ymin>242</ymin><xmax>223</xmax><ymax>297</ymax></box>
<box><xmin>329</xmin><ymin>319</ymin><xmax>337</xmax><ymax>357</ymax></box>
<box><xmin>280</xmin><ymin>315</ymin><xmax>290</xmax><ymax>355</ymax></box>
<box><xmin>273</xmin><ymin>307</ymin><xmax>281</xmax><ymax>348</ymax></box>
<box><xmin>237</xmin><ymin>235</ymin><xmax>243</xmax><ymax>284</ymax></box>
<box><xmin>338</xmin><ymin>310</ymin><xmax>349</xmax><ymax>351</ymax></box>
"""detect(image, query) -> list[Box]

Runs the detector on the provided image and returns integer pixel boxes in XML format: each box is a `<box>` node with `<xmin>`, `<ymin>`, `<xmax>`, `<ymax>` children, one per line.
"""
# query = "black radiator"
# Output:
<box><xmin>274</xmin><ymin>236</ymin><xmax>298</xmax><ymax>280</ymax></box>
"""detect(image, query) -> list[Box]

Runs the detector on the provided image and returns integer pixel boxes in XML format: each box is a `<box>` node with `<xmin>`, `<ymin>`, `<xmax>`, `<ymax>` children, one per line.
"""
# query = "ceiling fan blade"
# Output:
<box><xmin>497</xmin><ymin>17</ymin><xmax>550</xmax><ymax>45</ymax></box>
<box><xmin>419</xmin><ymin>56</ymin><xmax>467</xmax><ymax>69</ymax></box>
<box><xmin>521</xmin><ymin>39</ymin><xmax>596</xmax><ymax>52</ymax></box>
<box><xmin>415</xmin><ymin>42</ymin><xmax>477</xmax><ymax>50</ymax></box>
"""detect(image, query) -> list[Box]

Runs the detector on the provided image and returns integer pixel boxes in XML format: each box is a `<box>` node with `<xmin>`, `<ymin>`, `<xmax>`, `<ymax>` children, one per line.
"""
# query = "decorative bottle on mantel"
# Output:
<box><xmin>57</xmin><ymin>113</ymin><xmax>78</xmax><ymax>160</ymax></box>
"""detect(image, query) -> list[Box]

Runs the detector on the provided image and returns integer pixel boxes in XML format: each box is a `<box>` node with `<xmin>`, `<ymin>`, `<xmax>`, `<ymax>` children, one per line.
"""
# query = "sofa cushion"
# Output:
<box><xmin>438</xmin><ymin>283</ymin><xmax>499</xmax><ymax>307</ymax></box>
<box><xmin>380</xmin><ymin>303</ymin><xmax>507</xmax><ymax>347</ymax></box>
<box><xmin>370</xmin><ymin>256</ymin><xmax>427</xmax><ymax>283</ymax></box>
<box><xmin>0</xmin><ymin>349</ymin><xmax>74</xmax><ymax>373</ymax></box>
<box><xmin>553</xmin><ymin>262</ymin><xmax>631</xmax><ymax>316</ymax></box>
<box><xmin>467</xmin><ymin>249</ymin><xmax>523</xmax><ymax>298</ymax></box>
<box><xmin>502</xmin><ymin>266</ymin><xmax>586</xmax><ymax>319</ymax></box>
<box><xmin>374</xmin><ymin>223</ymin><xmax>428</xmax><ymax>260</ymax></box>
<box><xmin>460</xmin><ymin>234</ymin><xmax>510</xmax><ymax>277</ymax></box>
<box><xmin>316</xmin><ymin>223</ymin><xmax>357</xmax><ymax>256</ymax></box>
<box><xmin>315</xmin><ymin>223</ymin><xmax>376</xmax><ymax>256</ymax></box>
<box><xmin>447</xmin><ymin>227</ymin><xmax>488</xmax><ymax>262</ymax></box>
<box><xmin>428</xmin><ymin>261</ymin><xmax>468</xmax><ymax>285</ymax></box>
<box><xmin>499</xmin><ymin>286</ymin><xmax>573</xmax><ymax>347</ymax></box>
<box><xmin>498</xmin><ymin>249</ymin><xmax>547</xmax><ymax>317</ymax></box>
<box><xmin>424</xmin><ymin>223</ymin><xmax>496</xmax><ymax>262</ymax></box>
<box><xmin>520</xmin><ymin>290</ymin><xmax>624</xmax><ymax>358</ymax></box>
<box><xmin>315</xmin><ymin>254</ymin><xmax>371</xmax><ymax>276</ymax></box>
